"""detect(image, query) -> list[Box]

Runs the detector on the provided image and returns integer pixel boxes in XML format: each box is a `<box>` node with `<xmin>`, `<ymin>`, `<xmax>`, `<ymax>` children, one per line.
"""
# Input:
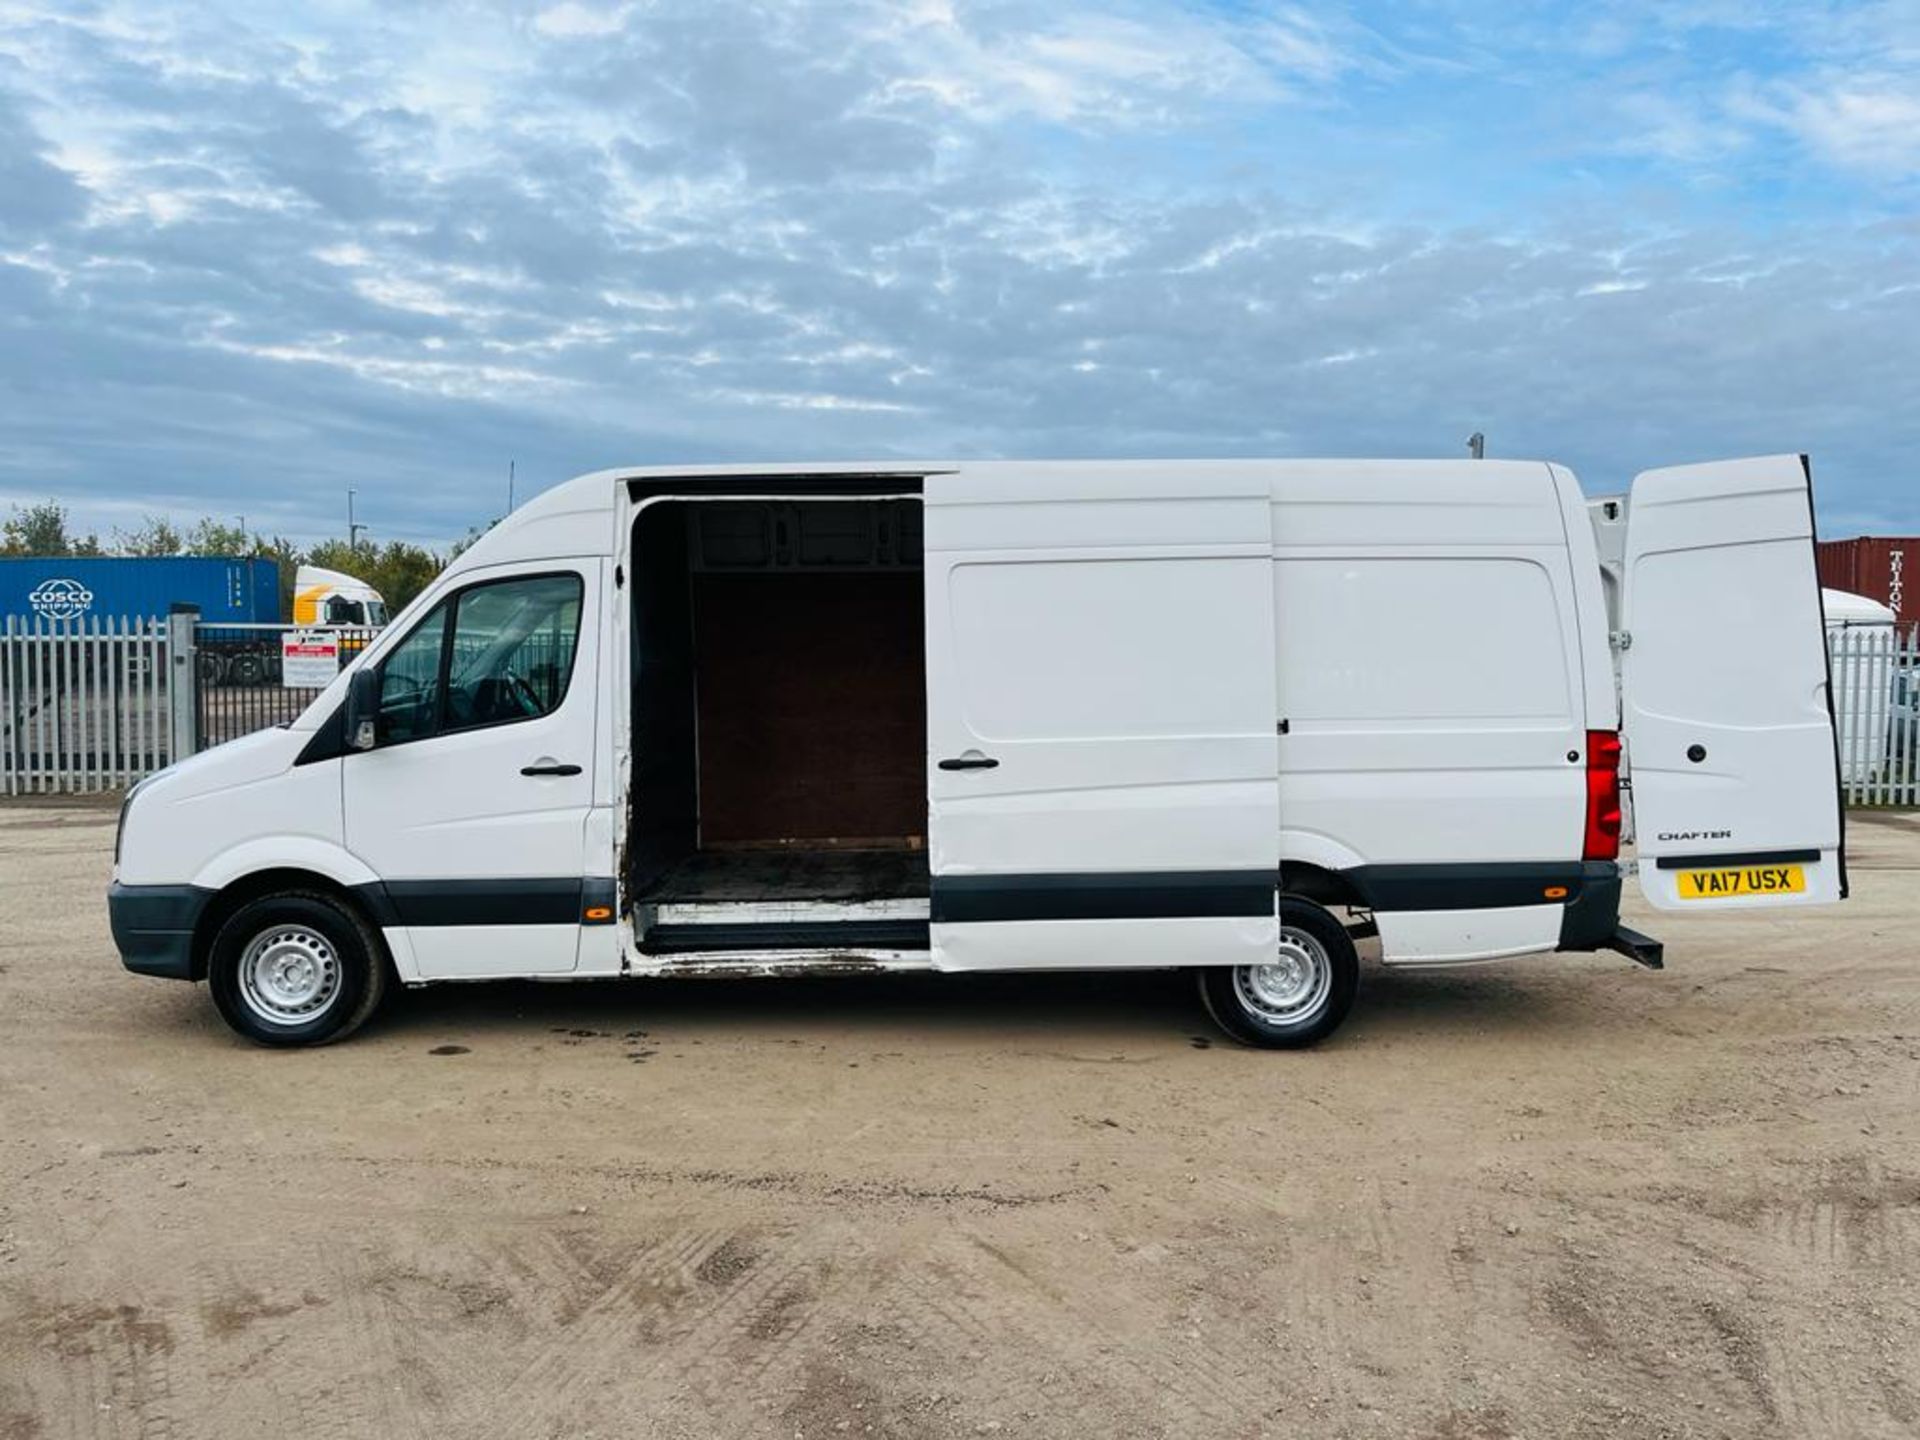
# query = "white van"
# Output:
<box><xmin>108</xmin><ymin>455</ymin><xmax>1846</xmax><ymax>1049</ymax></box>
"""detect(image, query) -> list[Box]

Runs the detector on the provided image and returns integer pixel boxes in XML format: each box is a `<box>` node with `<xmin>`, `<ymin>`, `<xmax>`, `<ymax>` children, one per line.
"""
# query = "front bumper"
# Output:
<box><xmin>107</xmin><ymin>882</ymin><xmax>211</xmax><ymax>980</ymax></box>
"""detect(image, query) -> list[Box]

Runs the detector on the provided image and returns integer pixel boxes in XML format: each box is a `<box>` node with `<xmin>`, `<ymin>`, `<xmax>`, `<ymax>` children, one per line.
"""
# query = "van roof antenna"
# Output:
<box><xmin>1467</xmin><ymin>432</ymin><xmax>1486</xmax><ymax>460</ymax></box>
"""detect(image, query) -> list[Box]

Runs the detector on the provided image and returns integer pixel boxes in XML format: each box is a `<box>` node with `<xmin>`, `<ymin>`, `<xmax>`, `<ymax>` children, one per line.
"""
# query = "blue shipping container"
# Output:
<box><xmin>0</xmin><ymin>556</ymin><xmax>281</xmax><ymax>624</ymax></box>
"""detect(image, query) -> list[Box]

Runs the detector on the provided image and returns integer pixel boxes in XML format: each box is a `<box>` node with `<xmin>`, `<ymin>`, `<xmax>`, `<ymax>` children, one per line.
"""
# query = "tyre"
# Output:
<box><xmin>197</xmin><ymin>651</ymin><xmax>228</xmax><ymax>685</ymax></box>
<box><xmin>1197</xmin><ymin>895</ymin><xmax>1358</xmax><ymax>1048</ymax></box>
<box><xmin>206</xmin><ymin>890</ymin><xmax>388</xmax><ymax>1047</ymax></box>
<box><xmin>229</xmin><ymin>651</ymin><xmax>266</xmax><ymax>686</ymax></box>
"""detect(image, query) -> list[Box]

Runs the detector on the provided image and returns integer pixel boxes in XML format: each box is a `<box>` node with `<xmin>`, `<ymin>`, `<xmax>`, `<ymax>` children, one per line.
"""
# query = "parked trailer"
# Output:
<box><xmin>0</xmin><ymin>556</ymin><xmax>278</xmax><ymax>626</ymax></box>
<box><xmin>110</xmin><ymin>455</ymin><xmax>1845</xmax><ymax>1050</ymax></box>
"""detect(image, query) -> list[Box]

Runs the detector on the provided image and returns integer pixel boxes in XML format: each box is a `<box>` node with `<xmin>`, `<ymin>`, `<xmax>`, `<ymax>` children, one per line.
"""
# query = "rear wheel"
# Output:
<box><xmin>206</xmin><ymin>891</ymin><xmax>387</xmax><ymax>1047</ymax></box>
<box><xmin>1197</xmin><ymin>895</ymin><xmax>1358</xmax><ymax>1048</ymax></box>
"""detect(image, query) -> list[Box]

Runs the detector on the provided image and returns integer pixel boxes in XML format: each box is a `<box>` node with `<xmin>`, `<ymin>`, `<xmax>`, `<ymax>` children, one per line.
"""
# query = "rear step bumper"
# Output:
<box><xmin>1604</xmin><ymin>925</ymin><xmax>1665</xmax><ymax>970</ymax></box>
<box><xmin>644</xmin><ymin>919</ymin><xmax>931</xmax><ymax>955</ymax></box>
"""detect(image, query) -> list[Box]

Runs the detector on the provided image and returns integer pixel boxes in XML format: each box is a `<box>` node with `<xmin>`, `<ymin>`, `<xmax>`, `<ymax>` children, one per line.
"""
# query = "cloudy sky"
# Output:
<box><xmin>1</xmin><ymin>0</ymin><xmax>1916</xmax><ymax>548</ymax></box>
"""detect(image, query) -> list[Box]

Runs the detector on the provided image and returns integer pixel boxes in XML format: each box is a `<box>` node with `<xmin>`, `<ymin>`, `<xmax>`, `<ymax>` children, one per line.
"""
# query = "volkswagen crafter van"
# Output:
<box><xmin>108</xmin><ymin>455</ymin><xmax>1845</xmax><ymax>1048</ymax></box>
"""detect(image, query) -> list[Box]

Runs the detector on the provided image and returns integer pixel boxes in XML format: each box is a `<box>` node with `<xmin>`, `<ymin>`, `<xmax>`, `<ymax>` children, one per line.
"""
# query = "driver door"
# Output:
<box><xmin>343</xmin><ymin>561</ymin><xmax>599</xmax><ymax>977</ymax></box>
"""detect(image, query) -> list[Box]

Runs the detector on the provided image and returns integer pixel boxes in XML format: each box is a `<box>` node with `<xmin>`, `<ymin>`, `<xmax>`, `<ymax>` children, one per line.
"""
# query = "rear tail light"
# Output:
<box><xmin>1584</xmin><ymin>729</ymin><xmax>1622</xmax><ymax>861</ymax></box>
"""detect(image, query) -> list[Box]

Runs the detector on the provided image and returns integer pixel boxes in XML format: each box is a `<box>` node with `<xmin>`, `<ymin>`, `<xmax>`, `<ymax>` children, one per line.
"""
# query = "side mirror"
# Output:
<box><xmin>345</xmin><ymin>667</ymin><xmax>379</xmax><ymax>752</ymax></box>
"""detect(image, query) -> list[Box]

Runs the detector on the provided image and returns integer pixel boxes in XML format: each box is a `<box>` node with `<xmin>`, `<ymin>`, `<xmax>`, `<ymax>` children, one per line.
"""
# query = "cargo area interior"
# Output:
<box><xmin>626</xmin><ymin>496</ymin><xmax>931</xmax><ymax>953</ymax></box>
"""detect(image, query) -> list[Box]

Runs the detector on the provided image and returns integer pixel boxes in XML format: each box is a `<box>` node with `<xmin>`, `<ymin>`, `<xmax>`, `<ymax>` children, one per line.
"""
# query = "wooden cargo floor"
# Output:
<box><xmin>637</xmin><ymin>847</ymin><xmax>930</xmax><ymax>905</ymax></box>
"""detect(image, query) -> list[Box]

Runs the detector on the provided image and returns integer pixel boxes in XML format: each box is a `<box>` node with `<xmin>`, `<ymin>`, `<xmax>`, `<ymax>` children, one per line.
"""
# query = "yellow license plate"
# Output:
<box><xmin>1674</xmin><ymin>865</ymin><xmax>1806</xmax><ymax>900</ymax></box>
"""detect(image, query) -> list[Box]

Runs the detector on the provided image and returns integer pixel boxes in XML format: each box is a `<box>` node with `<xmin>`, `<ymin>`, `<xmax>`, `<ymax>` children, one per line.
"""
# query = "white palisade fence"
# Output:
<box><xmin>1828</xmin><ymin>622</ymin><xmax>1920</xmax><ymax>807</ymax></box>
<box><xmin>0</xmin><ymin>615</ymin><xmax>184</xmax><ymax>795</ymax></box>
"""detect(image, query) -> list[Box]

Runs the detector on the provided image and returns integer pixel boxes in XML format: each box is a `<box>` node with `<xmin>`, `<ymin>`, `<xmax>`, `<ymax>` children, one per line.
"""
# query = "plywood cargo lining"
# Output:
<box><xmin>692</xmin><ymin>570</ymin><xmax>926</xmax><ymax>849</ymax></box>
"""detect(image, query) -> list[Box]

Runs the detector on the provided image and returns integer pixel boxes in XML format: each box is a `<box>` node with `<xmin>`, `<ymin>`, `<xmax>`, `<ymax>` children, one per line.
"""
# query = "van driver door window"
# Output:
<box><xmin>343</xmin><ymin>563</ymin><xmax>600</xmax><ymax>978</ymax></box>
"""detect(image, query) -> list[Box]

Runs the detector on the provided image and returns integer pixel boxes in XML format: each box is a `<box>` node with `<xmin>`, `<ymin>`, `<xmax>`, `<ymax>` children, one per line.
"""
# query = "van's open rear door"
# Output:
<box><xmin>1620</xmin><ymin>455</ymin><xmax>1845</xmax><ymax>911</ymax></box>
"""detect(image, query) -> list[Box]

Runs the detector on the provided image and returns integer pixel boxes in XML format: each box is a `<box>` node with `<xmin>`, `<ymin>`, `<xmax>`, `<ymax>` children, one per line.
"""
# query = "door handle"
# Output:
<box><xmin>938</xmin><ymin>754</ymin><xmax>999</xmax><ymax>771</ymax></box>
<box><xmin>521</xmin><ymin>762</ymin><xmax>582</xmax><ymax>777</ymax></box>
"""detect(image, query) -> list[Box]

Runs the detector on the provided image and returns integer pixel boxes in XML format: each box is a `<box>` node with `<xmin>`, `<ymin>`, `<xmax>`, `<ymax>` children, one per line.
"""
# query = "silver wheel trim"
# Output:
<box><xmin>237</xmin><ymin>925</ymin><xmax>342</xmax><ymax>1027</ymax></box>
<box><xmin>1233</xmin><ymin>926</ymin><xmax>1333</xmax><ymax>1026</ymax></box>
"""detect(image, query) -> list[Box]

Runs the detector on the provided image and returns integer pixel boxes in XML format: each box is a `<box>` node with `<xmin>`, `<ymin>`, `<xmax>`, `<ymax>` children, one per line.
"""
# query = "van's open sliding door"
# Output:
<box><xmin>1621</xmin><ymin>455</ymin><xmax>1846</xmax><ymax>911</ymax></box>
<box><xmin>923</xmin><ymin>464</ymin><xmax>1280</xmax><ymax>971</ymax></box>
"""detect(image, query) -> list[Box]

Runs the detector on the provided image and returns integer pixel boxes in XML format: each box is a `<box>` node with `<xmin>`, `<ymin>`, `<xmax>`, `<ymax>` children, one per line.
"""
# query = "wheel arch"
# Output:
<box><xmin>191</xmin><ymin>868</ymin><xmax>390</xmax><ymax>983</ymax></box>
<box><xmin>190</xmin><ymin>836</ymin><xmax>380</xmax><ymax>895</ymax></box>
<box><xmin>1279</xmin><ymin>860</ymin><xmax>1369</xmax><ymax>912</ymax></box>
<box><xmin>1278</xmin><ymin>829</ymin><xmax>1370</xmax><ymax>909</ymax></box>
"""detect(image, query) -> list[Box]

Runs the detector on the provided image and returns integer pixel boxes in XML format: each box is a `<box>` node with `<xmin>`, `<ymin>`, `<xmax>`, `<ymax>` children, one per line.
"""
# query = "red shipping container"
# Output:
<box><xmin>1817</xmin><ymin>537</ymin><xmax>1917</xmax><ymax>627</ymax></box>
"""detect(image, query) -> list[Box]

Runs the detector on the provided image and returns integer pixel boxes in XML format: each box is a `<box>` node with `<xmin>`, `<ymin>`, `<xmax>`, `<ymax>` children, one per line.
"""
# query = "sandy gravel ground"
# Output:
<box><xmin>1</xmin><ymin>799</ymin><xmax>1916</xmax><ymax>1439</ymax></box>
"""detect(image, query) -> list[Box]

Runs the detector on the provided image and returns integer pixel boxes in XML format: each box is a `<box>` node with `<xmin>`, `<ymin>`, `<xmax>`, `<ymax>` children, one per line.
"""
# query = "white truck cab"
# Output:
<box><xmin>109</xmin><ymin>456</ymin><xmax>1845</xmax><ymax>1048</ymax></box>
<box><xmin>292</xmin><ymin>564</ymin><xmax>389</xmax><ymax>628</ymax></box>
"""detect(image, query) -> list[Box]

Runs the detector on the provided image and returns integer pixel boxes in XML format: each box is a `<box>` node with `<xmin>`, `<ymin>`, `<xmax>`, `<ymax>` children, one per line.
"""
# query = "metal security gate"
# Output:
<box><xmin>1829</xmin><ymin>622</ymin><xmax>1920</xmax><ymax>806</ymax></box>
<box><xmin>1</xmin><ymin>615</ymin><xmax>186</xmax><ymax>795</ymax></box>
<box><xmin>194</xmin><ymin>622</ymin><xmax>374</xmax><ymax>750</ymax></box>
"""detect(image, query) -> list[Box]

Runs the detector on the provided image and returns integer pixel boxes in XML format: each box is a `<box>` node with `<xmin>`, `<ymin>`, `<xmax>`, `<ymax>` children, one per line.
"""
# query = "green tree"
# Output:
<box><xmin>2</xmin><ymin>501</ymin><xmax>101</xmax><ymax>557</ymax></box>
<box><xmin>303</xmin><ymin>538</ymin><xmax>444</xmax><ymax>618</ymax></box>
<box><xmin>447</xmin><ymin>518</ymin><xmax>498</xmax><ymax>560</ymax></box>
<box><xmin>114</xmin><ymin>516</ymin><xmax>184</xmax><ymax>556</ymax></box>
<box><xmin>367</xmin><ymin>541</ymin><xmax>443</xmax><ymax>614</ymax></box>
<box><xmin>302</xmin><ymin>537</ymin><xmax>375</xmax><ymax>578</ymax></box>
<box><xmin>182</xmin><ymin>517</ymin><xmax>251</xmax><ymax>556</ymax></box>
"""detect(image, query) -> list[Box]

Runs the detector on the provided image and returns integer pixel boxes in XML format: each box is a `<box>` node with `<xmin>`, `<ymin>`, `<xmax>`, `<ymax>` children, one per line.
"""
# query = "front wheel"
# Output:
<box><xmin>1197</xmin><ymin>896</ymin><xmax>1358</xmax><ymax>1048</ymax></box>
<box><xmin>206</xmin><ymin>891</ymin><xmax>388</xmax><ymax>1047</ymax></box>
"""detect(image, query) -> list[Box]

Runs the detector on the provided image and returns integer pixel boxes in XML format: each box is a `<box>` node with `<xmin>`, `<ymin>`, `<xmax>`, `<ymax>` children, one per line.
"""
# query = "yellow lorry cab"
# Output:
<box><xmin>292</xmin><ymin>565</ymin><xmax>388</xmax><ymax>644</ymax></box>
